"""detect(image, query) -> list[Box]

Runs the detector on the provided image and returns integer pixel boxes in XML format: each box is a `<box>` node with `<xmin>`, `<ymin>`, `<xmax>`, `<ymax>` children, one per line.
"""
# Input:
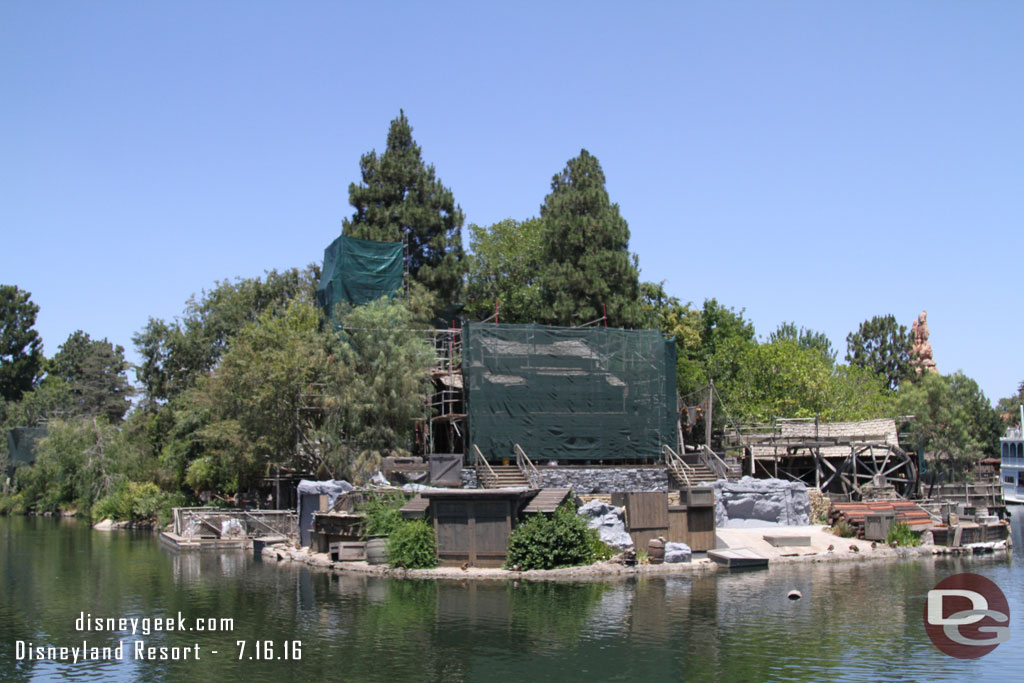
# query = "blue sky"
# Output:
<box><xmin>2</xmin><ymin>2</ymin><xmax>1022</xmax><ymax>405</ymax></box>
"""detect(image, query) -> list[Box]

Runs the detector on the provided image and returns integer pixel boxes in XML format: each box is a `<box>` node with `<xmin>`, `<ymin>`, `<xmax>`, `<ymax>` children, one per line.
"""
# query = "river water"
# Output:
<box><xmin>1</xmin><ymin>514</ymin><xmax>1021</xmax><ymax>682</ymax></box>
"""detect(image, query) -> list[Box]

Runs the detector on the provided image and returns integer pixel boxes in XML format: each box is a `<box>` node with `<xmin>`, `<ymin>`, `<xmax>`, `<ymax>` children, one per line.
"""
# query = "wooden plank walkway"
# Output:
<box><xmin>523</xmin><ymin>488</ymin><xmax>572</xmax><ymax>514</ymax></box>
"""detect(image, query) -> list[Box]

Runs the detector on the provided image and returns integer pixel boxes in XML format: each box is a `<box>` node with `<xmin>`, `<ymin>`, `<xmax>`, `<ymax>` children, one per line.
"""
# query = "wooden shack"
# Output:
<box><xmin>422</xmin><ymin>489</ymin><xmax>530</xmax><ymax>568</ymax></box>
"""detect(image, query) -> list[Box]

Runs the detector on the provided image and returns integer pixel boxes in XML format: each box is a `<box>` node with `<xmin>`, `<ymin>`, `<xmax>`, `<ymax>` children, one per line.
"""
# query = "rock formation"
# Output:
<box><xmin>911</xmin><ymin>310</ymin><xmax>938</xmax><ymax>375</ymax></box>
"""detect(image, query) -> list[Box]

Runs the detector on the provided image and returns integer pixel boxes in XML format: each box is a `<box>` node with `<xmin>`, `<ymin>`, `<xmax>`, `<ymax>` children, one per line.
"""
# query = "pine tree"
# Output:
<box><xmin>0</xmin><ymin>284</ymin><xmax>44</xmax><ymax>402</ymax></box>
<box><xmin>343</xmin><ymin>111</ymin><xmax>466</xmax><ymax>304</ymax></box>
<box><xmin>537</xmin><ymin>150</ymin><xmax>642</xmax><ymax>328</ymax></box>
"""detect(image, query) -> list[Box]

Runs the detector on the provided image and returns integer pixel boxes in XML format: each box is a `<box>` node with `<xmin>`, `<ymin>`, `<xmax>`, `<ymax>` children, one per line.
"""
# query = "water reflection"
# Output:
<box><xmin>1</xmin><ymin>514</ymin><xmax>1020</xmax><ymax>682</ymax></box>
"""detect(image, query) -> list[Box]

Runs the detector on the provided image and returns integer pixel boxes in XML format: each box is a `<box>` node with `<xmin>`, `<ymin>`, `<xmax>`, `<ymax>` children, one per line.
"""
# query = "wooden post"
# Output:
<box><xmin>705</xmin><ymin>381</ymin><xmax>713</xmax><ymax>454</ymax></box>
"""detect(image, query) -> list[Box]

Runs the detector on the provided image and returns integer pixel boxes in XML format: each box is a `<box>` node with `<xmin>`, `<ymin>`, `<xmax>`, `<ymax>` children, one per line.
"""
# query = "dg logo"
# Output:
<box><xmin>925</xmin><ymin>573</ymin><xmax>1010</xmax><ymax>659</ymax></box>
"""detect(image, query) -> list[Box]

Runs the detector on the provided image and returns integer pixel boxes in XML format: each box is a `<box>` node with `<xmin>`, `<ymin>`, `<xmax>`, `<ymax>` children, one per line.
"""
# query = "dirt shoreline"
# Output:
<box><xmin>261</xmin><ymin>524</ymin><xmax>1011</xmax><ymax>582</ymax></box>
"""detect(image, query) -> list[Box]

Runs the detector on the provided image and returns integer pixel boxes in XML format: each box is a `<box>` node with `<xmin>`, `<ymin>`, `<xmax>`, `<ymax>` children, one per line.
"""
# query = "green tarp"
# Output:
<box><xmin>317</xmin><ymin>235</ymin><xmax>403</xmax><ymax>319</ymax></box>
<box><xmin>463</xmin><ymin>323</ymin><xmax>677</xmax><ymax>462</ymax></box>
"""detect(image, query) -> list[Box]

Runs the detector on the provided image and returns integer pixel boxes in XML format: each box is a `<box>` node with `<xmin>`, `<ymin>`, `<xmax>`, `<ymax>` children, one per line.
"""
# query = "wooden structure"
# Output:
<box><xmin>422</xmin><ymin>489</ymin><xmax>530</xmax><ymax>568</ymax></box>
<box><xmin>828</xmin><ymin>501</ymin><xmax>933</xmax><ymax>538</ymax></box>
<box><xmin>622</xmin><ymin>492</ymin><xmax>669</xmax><ymax>550</ymax></box>
<box><xmin>708</xmin><ymin>547</ymin><xmax>769</xmax><ymax>568</ymax></box>
<box><xmin>725</xmin><ymin>418</ymin><xmax>919</xmax><ymax>498</ymax></box>
<box><xmin>522</xmin><ymin>488</ymin><xmax>573</xmax><ymax>515</ymax></box>
<box><xmin>667</xmin><ymin>487</ymin><xmax>716</xmax><ymax>551</ymax></box>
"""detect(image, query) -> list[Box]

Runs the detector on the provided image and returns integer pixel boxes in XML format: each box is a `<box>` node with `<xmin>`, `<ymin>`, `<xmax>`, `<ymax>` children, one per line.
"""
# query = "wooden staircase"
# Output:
<box><xmin>669</xmin><ymin>462</ymin><xmax>719</xmax><ymax>486</ymax></box>
<box><xmin>478</xmin><ymin>464</ymin><xmax>530</xmax><ymax>489</ymax></box>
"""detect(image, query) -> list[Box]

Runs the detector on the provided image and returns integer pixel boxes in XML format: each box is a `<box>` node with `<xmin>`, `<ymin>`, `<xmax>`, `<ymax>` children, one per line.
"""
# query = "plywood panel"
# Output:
<box><xmin>625</xmin><ymin>492</ymin><xmax>668</xmax><ymax>530</ymax></box>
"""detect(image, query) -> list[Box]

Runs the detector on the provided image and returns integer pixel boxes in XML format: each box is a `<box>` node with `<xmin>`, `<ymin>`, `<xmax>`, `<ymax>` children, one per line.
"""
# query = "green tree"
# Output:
<box><xmin>996</xmin><ymin>381</ymin><xmax>1024</xmax><ymax>426</ymax></box>
<box><xmin>317</xmin><ymin>296</ymin><xmax>435</xmax><ymax>480</ymax></box>
<box><xmin>770</xmin><ymin>321</ymin><xmax>836</xmax><ymax>363</ymax></box>
<box><xmin>537</xmin><ymin>149</ymin><xmax>642</xmax><ymax>328</ymax></box>
<box><xmin>717</xmin><ymin>338</ymin><xmax>894</xmax><ymax>423</ymax></box>
<box><xmin>343</xmin><ymin>111</ymin><xmax>466</xmax><ymax>304</ymax></box>
<box><xmin>50</xmin><ymin>331</ymin><xmax>133</xmax><ymax>423</ymax></box>
<box><xmin>845</xmin><ymin>314</ymin><xmax>915</xmax><ymax>391</ymax></box>
<box><xmin>0</xmin><ymin>285</ymin><xmax>44</xmax><ymax>403</ymax></box>
<box><xmin>639</xmin><ymin>282</ymin><xmax>705</xmax><ymax>395</ymax></box>
<box><xmin>181</xmin><ymin>300</ymin><xmax>331</xmax><ymax>494</ymax></box>
<box><xmin>133</xmin><ymin>267</ymin><xmax>318</xmax><ymax>407</ymax></box>
<box><xmin>464</xmin><ymin>218</ymin><xmax>544</xmax><ymax>322</ymax></box>
<box><xmin>897</xmin><ymin>371</ymin><xmax>1001</xmax><ymax>480</ymax></box>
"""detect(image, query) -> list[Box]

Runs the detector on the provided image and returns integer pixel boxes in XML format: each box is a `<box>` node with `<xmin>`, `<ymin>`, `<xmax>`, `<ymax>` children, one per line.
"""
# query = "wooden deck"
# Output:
<box><xmin>522</xmin><ymin>488</ymin><xmax>573</xmax><ymax>514</ymax></box>
<box><xmin>708</xmin><ymin>547</ymin><xmax>770</xmax><ymax>568</ymax></box>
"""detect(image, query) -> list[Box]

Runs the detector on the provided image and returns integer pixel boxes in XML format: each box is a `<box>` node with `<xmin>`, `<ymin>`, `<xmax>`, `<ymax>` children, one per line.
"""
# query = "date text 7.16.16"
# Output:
<box><xmin>236</xmin><ymin>640</ymin><xmax>302</xmax><ymax>660</ymax></box>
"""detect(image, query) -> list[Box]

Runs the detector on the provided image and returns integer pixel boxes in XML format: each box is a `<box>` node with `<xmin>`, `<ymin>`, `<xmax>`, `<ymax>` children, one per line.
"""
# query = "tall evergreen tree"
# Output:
<box><xmin>845</xmin><ymin>314</ymin><xmax>915</xmax><ymax>392</ymax></box>
<box><xmin>343</xmin><ymin>111</ymin><xmax>466</xmax><ymax>304</ymax></box>
<box><xmin>537</xmin><ymin>150</ymin><xmax>642</xmax><ymax>328</ymax></box>
<box><xmin>0</xmin><ymin>284</ymin><xmax>44</xmax><ymax>403</ymax></box>
<box><xmin>50</xmin><ymin>330</ymin><xmax>133</xmax><ymax>423</ymax></box>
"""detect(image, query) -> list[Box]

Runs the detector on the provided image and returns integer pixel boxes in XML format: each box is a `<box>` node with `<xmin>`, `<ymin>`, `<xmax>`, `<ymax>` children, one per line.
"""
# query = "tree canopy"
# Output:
<box><xmin>0</xmin><ymin>285</ymin><xmax>44</xmax><ymax>403</ymax></box>
<box><xmin>464</xmin><ymin>217</ymin><xmax>544</xmax><ymax>323</ymax></box>
<box><xmin>50</xmin><ymin>331</ymin><xmax>133</xmax><ymax>423</ymax></box>
<box><xmin>537</xmin><ymin>149</ymin><xmax>642</xmax><ymax>328</ymax></box>
<box><xmin>343</xmin><ymin>110</ymin><xmax>466</xmax><ymax>305</ymax></box>
<box><xmin>845</xmin><ymin>314</ymin><xmax>915</xmax><ymax>391</ymax></box>
<box><xmin>897</xmin><ymin>371</ymin><xmax>1003</xmax><ymax>480</ymax></box>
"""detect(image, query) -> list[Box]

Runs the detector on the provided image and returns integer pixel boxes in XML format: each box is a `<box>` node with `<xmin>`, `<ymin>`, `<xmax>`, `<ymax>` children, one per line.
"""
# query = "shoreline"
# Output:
<box><xmin>261</xmin><ymin>524</ymin><xmax>1012</xmax><ymax>582</ymax></box>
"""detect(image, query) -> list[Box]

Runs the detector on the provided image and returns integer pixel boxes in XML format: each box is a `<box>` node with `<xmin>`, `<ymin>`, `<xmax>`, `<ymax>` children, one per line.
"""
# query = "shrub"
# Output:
<box><xmin>361</xmin><ymin>492</ymin><xmax>405</xmax><ymax>538</ymax></box>
<box><xmin>91</xmin><ymin>481</ymin><xmax>184</xmax><ymax>525</ymax></box>
<box><xmin>504</xmin><ymin>503</ymin><xmax>595</xmax><ymax>570</ymax></box>
<box><xmin>886</xmin><ymin>522</ymin><xmax>921</xmax><ymax>547</ymax></box>
<box><xmin>587</xmin><ymin>528</ymin><xmax>616</xmax><ymax>562</ymax></box>
<box><xmin>831</xmin><ymin>519</ymin><xmax>855</xmax><ymax>538</ymax></box>
<box><xmin>387</xmin><ymin>519</ymin><xmax>437</xmax><ymax>569</ymax></box>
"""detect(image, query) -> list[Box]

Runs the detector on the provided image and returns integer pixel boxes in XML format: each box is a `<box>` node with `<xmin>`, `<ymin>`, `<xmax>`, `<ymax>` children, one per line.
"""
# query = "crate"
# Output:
<box><xmin>330</xmin><ymin>541</ymin><xmax>367</xmax><ymax>562</ymax></box>
<box><xmin>680</xmin><ymin>488</ymin><xmax>715</xmax><ymax>508</ymax></box>
<box><xmin>864</xmin><ymin>512</ymin><xmax>895</xmax><ymax>541</ymax></box>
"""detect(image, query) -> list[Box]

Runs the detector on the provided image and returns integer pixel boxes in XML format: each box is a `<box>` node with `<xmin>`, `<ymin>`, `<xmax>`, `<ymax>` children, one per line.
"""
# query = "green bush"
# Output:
<box><xmin>587</xmin><ymin>528</ymin><xmax>616</xmax><ymax>562</ymax></box>
<box><xmin>361</xmin><ymin>492</ymin><xmax>405</xmax><ymax>538</ymax></box>
<box><xmin>504</xmin><ymin>503</ymin><xmax>595</xmax><ymax>570</ymax></box>
<box><xmin>91</xmin><ymin>481</ymin><xmax>184</xmax><ymax>525</ymax></box>
<box><xmin>886</xmin><ymin>522</ymin><xmax>921</xmax><ymax>547</ymax></box>
<box><xmin>387</xmin><ymin>519</ymin><xmax>437</xmax><ymax>569</ymax></box>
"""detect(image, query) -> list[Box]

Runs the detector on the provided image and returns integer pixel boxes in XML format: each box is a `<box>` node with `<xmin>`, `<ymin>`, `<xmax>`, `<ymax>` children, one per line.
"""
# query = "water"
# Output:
<box><xmin>1</xmin><ymin>514</ymin><xmax>1021</xmax><ymax>682</ymax></box>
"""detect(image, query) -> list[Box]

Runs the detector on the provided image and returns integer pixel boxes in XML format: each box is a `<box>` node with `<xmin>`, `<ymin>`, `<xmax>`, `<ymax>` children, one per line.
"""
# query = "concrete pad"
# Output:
<box><xmin>763</xmin><ymin>534</ymin><xmax>811</xmax><ymax>547</ymax></box>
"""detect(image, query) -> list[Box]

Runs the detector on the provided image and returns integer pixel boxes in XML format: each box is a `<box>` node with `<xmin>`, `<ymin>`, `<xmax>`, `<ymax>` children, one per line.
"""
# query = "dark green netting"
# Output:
<box><xmin>317</xmin><ymin>235</ymin><xmax>403</xmax><ymax>318</ymax></box>
<box><xmin>464</xmin><ymin>323</ymin><xmax>677</xmax><ymax>462</ymax></box>
<box><xmin>7</xmin><ymin>426</ymin><xmax>48</xmax><ymax>467</ymax></box>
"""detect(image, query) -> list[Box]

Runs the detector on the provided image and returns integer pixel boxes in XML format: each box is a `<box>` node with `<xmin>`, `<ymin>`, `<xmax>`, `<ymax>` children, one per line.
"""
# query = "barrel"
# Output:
<box><xmin>366</xmin><ymin>536</ymin><xmax>389</xmax><ymax>565</ymax></box>
<box><xmin>648</xmin><ymin>537</ymin><xmax>665</xmax><ymax>565</ymax></box>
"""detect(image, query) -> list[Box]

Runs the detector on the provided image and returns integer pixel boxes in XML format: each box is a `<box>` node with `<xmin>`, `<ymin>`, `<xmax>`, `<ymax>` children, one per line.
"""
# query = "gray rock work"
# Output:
<box><xmin>665</xmin><ymin>542</ymin><xmax>692</xmax><ymax>563</ymax></box>
<box><xmin>577</xmin><ymin>500</ymin><xmax>634</xmax><ymax>549</ymax></box>
<box><xmin>711</xmin><ymin>477</ymin><xmax>811</xmax><ymax>527</ymax></box>
<box><xmin>538</xmin><ymin>467</ymin><xmax>668</xmax><ymax>493</ymax></box>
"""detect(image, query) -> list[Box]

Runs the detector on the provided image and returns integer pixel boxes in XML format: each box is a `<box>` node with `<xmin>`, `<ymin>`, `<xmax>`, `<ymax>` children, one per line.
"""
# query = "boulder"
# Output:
<box><xmin>665</xmin><ymin>542</ymin><xmax>692</xmax><ymax>563</ymax></box>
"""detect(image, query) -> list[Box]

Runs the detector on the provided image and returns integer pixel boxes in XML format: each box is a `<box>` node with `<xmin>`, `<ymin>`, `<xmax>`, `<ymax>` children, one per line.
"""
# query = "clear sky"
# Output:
<box><xmin>2</xmin><ymin>2</ymin><xmax>1022</xmax><ymax>405</ymax></box>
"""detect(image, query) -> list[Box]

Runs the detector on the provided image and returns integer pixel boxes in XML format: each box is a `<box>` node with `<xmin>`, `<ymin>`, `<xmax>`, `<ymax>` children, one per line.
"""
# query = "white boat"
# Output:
<box><xmin>1000</xmin><ymin>414</ymin><xmax>1024</xmax><ymax>504</ymax></box>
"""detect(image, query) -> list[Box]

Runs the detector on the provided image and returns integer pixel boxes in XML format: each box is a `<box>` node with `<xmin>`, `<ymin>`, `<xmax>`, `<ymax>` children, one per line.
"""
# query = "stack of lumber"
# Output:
<box><xmin>829</xmin><ymin>501</ymin><xmax>933</xmax><ymax>538</ymax></box>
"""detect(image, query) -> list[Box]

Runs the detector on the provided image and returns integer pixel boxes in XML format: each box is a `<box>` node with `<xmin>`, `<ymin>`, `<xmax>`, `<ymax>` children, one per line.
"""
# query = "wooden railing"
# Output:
<box><xmin>472</xmin><ymin>444</ymin><xmax>498</xmax><ymax>486</ymax></box>
<box><xmin>701</xmin><ymin>445</ymin><xmax>732</xmax><ymax>481</ymax></box>
<box><xmin>664</xmin><ymin>445</ymin><xmax>694</xmax><ymax>487</ymax></box>
<box><xmin>514</xmin><ymin>443</ymin><xmax>542</xmax><ymax>489</ymax></box>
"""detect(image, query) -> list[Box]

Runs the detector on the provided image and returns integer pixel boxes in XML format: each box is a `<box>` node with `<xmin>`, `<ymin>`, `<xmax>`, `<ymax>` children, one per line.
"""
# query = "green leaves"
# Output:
<box><xmin>504</xmin><ymin>503</ymin><xmax>596</xmax><ymax>570</ymax></box>
<box><xmin>343</xmin><ymin>110</ymin><xmax>466</xmax><ymax>306</ymax></box>
<box><xmin>845</xmin><ymin>314</ymin><xmax>915</xmax><ymax>392</ymax></box>
<box><xmin>0</xmin><ymin>284</ymin><xmax>44</xmax><ymax>403</ymax></box>
<box><xmin>537</xmin><ymin>150</ymin><xmax>642</xmax><ymax>329</ymax></box>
